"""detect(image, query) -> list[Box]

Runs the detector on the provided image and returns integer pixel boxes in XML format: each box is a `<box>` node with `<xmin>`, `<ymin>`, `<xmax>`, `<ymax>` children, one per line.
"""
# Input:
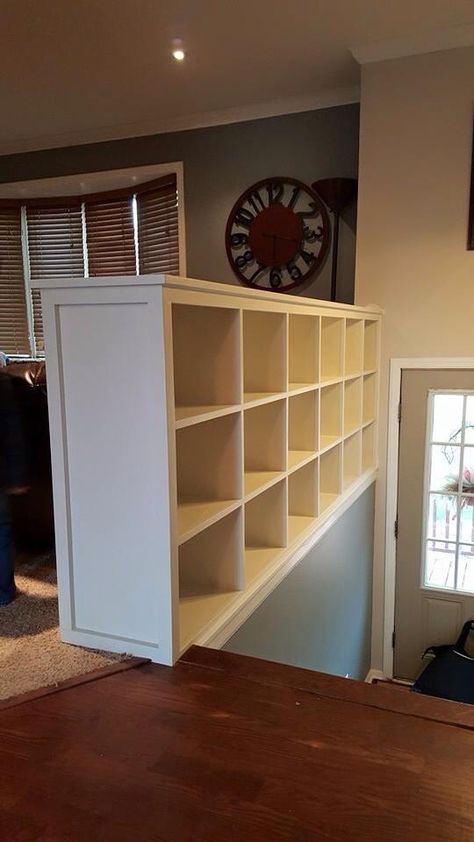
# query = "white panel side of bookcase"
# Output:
<box><xmin>38</xmin><ymin>283</ymin><xmax>175</xmax><ymax>663</ymax></box>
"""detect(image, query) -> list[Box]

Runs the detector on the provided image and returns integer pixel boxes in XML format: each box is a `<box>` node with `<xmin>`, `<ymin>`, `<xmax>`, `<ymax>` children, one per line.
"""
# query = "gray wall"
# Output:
<box><xmin>224</xmin><ymin>484</ymin><xmax>375</xmax><ymax>680</ymax></box>
<box><xmin>0</xmin><ymin>104</ymin><xmax>359</xmax><ymax>302</ymax></box>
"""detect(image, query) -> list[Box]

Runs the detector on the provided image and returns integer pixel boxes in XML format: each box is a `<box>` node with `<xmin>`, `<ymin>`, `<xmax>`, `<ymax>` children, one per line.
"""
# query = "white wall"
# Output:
<box><xmin>355</xmin><ymin>47</ymin><xmax>474</xmax><ymax>670</ymax></box>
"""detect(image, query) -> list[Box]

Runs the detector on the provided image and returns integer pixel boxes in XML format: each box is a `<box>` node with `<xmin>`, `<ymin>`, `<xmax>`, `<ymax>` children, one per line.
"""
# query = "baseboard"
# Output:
<box><xmin>365</xmin><ymin>668</ymin><xmax>385</xmax><ymax>683</ymax></box>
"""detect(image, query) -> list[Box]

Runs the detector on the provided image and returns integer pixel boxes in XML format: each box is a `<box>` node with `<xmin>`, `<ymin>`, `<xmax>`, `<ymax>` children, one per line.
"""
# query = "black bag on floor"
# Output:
<box><xmin>412</xmin><ymin>620</ymin><xmax>474</xmax><ymax>705</ymax></box>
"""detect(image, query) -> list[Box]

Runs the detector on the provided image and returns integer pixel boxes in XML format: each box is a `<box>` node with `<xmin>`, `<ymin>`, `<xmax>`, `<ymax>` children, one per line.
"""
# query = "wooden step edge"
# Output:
<box><xmin>179</xmin><ymin>646</ymin><xmax>474</xmax><ymax>731</ymax></box>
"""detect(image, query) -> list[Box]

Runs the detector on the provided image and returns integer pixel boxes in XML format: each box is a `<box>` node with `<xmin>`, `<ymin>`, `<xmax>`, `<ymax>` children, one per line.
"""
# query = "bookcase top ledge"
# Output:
<box><xmin>32</xmin><ymin>272</ymin><xmax>383</xmax><ymax>318</ymax></box>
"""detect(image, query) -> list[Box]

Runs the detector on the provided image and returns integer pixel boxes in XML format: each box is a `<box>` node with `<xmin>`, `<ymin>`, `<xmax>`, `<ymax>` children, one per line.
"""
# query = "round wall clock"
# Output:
<box><xmin>225</xmin><ymin>177</ymin><xmax>330</xmax><ymax>292</ymax></box>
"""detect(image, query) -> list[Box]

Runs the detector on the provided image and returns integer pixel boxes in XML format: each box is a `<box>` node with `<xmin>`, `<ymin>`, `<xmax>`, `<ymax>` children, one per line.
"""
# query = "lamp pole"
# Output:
<box><xmin>312</xmin><ymin>178</ymin><xmax>358</xmax><ymax>302</ymax></box>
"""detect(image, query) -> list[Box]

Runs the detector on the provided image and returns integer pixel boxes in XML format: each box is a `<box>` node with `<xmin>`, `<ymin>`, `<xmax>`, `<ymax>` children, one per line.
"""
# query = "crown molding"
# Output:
<box><xmin>351</xmin><ymin>23</ymin><xmax>474</xmax><ymax>65</ymax></box>
<box><xmin>0</xmin><ymin>86</ymin><xmax>360</xmax><ymax>157</ymax></box>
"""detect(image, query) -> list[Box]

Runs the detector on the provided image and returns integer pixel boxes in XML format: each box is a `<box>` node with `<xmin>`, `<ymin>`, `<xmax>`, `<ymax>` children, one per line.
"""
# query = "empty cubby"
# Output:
<box><xmin>179</xmin><ymin>508</ymin><xmax>243</xmax><ymax>598</ymax></box>
<box><xmin>320</xmin><ymin>317</ymin><xmax>343</xmax><ymax>382</ymax></box>
<box><xmin>320</xmin><ymin>444</ymin><xmax>342</xmax><ymax>513</ymax></box>
<box><xmin>343</xmin><ymin>432</ymin><xmax>362</xmax><ymax>489</ymax></box>
<box><xmin>244</xmin><ymin>480</ymin><xmax>287</xmax><ymax>583</ymax></box>
<box><xmin>363</xmin><ymin>319</ymin><xmax>378</xmax><ymax>372</ymax></box>
<box><xmin>172</xmin><ymin>304</ymin><xmax>241</xmax><ymax>421</ymax></box>
<box><xmin>344</xmin><ymin>377</ymin><xmax>362</xmax><ymax>435</ymax></box>
<box><xmin>179</xmin><ymin>508</ymin><xmax>243</xmax><ymax>650</ymax></box>
<box><xmin>243</xmin><ymin>310</ymin><xmax>287</xmax><ymax>400</ymax></box>
<box><xmin>320</xmin><ymin>382</ymin><xmax>343</xmax><ymax>450</ymax></box>
<box><xmin>362</xmin><ymin>423</ymin><xmax>376</xmax><ymax>471</ymax></box>
<box><xmin>244</xmin><ymin>399</ymin><xmax>286</xmax><ymax>496</ymax></box>
<box><xmin>288</xmin><ymin>391</ymin><xmax>318</xmax><ymax>470</ymax></box>
<box><xmin>176</xmin><ymin>413</ymin><xmax>242</xmax><ymax>542</ymax></box>
<box><xmin>288</xmin><ymin>314</ymin><xmax>319</xmax><ymax>388</ymax></box>
<box><xmin>345</xmin><ymin>319</ymin><xmax>364</xmax><ymax>376</ymax></box>
<box><xmin>288</xmin><ymin>460</ymin><xmax>318</xmax><ymax>543</ymax></box>
<box><xmin>363</xmin><ymin>373</ymin><xmax>377</xmax><ymax>425</ymax></box>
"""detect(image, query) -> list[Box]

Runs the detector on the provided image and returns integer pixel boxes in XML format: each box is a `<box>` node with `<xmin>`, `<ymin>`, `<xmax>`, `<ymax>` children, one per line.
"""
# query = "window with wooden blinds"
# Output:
<box><xmin>137</xmin><ymin>176</ymin><xmax>179</xmax><ymax>274</ymax></box>
<box><xmin>0</xmin><ymin>207</ymin><xmax>29</xmax><ymax>356</ymax></box>
<box><xmin>27</xmin><ymin>204</ymin><xmax>84</xmax><ymax>352</ymax></box>
<box><xmin>85</xmin><ymin>196</ymin><xmax>136</xmax><ymax>277</ymax></box>
<box><xmin>0</xmin><ymin>170</ymin><xmax>182</xmax><ymax>356</ymax></box>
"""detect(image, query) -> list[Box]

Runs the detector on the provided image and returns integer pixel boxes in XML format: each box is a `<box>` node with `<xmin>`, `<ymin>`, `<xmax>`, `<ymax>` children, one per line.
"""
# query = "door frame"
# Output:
<box><xmin>384</xmin><ymin>357</ymin><xmax>474</xmax><ymax>678</ymax></box>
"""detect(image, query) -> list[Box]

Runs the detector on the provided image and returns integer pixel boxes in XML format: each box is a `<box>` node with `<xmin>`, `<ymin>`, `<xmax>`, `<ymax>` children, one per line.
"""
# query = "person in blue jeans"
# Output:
<box><xmin>0</xmin><ymin>360</ymin><xmax>29</xmax><ymax>606</ymax></box>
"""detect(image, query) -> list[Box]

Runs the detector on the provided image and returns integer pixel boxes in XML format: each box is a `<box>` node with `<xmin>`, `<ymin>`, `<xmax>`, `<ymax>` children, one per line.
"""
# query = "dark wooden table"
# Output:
<box><xmin>1</xmin><ymin>646</ymin><xmax>473</xmax><ymax>841</ymax></box>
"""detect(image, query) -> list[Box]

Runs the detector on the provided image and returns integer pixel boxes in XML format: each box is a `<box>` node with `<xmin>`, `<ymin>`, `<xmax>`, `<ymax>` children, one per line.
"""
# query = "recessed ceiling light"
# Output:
<box><xmin>172</xmin><ymin>48</ymin><xmax>186</xmax><ymax>61</ymax></box>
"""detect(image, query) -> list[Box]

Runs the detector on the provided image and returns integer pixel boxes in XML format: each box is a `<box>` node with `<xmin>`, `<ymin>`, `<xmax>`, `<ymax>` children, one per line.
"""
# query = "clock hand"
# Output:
<box><xmin>261</xmin><ymin>232</ymin><xmax>301</xmax><ymax>244</ymax></box>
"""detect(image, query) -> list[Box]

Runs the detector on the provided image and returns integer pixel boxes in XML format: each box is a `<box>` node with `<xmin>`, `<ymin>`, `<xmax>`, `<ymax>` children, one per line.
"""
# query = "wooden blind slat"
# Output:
<box><xmin>137</xmin><ymin>177</ymin><xmax>179</xmax><ymax>275</ymax></box>
<box><xmin>85</xmin><ymin>197</ymin><xmax>136</xmax><ymax>277</ymax></box>
<box><xmin>0</xmin><ymin>207</ymin><xmax>29</xmax><ymax>355</ymax></box>
<box><xmin>27</xmin><ymin>204</ymin><xmax>84</xmax><ymax>352</ymax></box>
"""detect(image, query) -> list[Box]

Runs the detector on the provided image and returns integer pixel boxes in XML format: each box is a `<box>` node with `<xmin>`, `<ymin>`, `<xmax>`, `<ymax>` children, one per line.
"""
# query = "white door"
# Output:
<box><xmin>394</xmin><ymin>370</ymin><xmax>474</xmax><ymax>680</ymax></box>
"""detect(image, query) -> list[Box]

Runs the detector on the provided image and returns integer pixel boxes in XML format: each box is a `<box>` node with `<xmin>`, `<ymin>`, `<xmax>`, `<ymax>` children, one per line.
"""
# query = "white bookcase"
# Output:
<box><xmin>35</xmin><ymin>273</ymin><xmax>381</xmax><ymax>665</ymax></box>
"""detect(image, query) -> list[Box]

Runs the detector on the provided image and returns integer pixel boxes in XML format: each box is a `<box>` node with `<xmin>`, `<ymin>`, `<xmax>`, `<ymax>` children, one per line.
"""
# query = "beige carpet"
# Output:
<box><xmin>0</xmin><ymin>554</ymin><xmax>128</xmax><ymax>701</ymax></box>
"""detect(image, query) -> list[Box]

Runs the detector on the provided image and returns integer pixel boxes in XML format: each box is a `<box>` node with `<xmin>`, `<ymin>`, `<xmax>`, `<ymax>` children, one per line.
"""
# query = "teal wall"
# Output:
<box><xmin>224</xmin><ymin>484</ymin><xmax>375</xmax><ymax>680</ymax></box>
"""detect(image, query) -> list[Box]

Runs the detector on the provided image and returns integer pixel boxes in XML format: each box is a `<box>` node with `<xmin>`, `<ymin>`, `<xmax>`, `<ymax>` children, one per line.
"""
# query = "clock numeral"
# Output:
<box><xmin>248</xmin><ymin>264</ymin><xmax>266</xmax><ymax>285</ymax></box>
<box><xmin>235</xmin><ymin>250</ymin><xmax>254</xmax><ymax>269</ymax></box>
<box><xmin>235</xmin><ymin>208</ymin><xmax>255</xmax><ymax>228</ymax></box>
<box><xmin>270</xmin><ymin>268</ymin><xmax>282</xmax><ymax>289</ymax></box>
<box><xmin>287</xmin><ymin>263</ymin><xmax>302</xmax><ymax>281</ymax></box>
<box><xmin>247</xmin><ymin>190</ymin><xmax>266</xmax><ymax>215</ymax></box>
<box><xmin>267</xmin><ymin>181</ymin><xmax>284</xmax><ymax>205</ymax></box>
<box><xmin>230</xmin><ymin>233</ymin><xmax>249</xmax><ymax>248</ymax></box>
<box><xmin>299</xmin><ymin>249</ymin><xmax>316</xmax><ymax>266</ymax></box>
<box><xmin>287</xmin><ymin>186</ymin><xmax>300</xmax><ymax>210</ymax></box>
<box><xmin>303</xmin><ymin>225</ymin><xmax>323</xmax><ymax>243</ymax></box>
<box><xmin>297</xmin><ymin>201</ymin><xmax>320</xmax><ymax>220</ymax></box>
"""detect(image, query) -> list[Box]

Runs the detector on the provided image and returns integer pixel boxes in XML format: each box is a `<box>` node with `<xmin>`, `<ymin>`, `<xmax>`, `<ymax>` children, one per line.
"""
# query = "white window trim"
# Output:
<box><xmin>384</xmin><ymin>357</ymin><xmax>474</xmax><ymax>679</ymax></box>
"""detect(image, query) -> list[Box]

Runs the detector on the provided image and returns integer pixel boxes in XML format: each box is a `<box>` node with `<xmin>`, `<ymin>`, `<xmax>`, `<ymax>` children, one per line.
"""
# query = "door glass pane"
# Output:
<box><xmin>459</xmin><ymin>499</ymin><xmax>474</xmax><ymax>542</ymax></box>
<box><xmin>432</xmin><ymin>394</ymin><xmax>464</xmax><ymax>442</ymax></box>
<box><xmin>427</xmin><ymin>494</ymin><xmax>458</xmax><ymax>543</ymax></box>
<box><xmin>425</xmin><ymin>541</ymin><xmax>456</xmax><ymax>589</ymax></box>
<box><xmin>464</xmin><ymin>396</ymin><xmax>474</xmax><ymax>444</ymax></box>
<box><xmin>461</xmin><ymin>448</ymin><xmax>474</xmax><ymax>501</ymax></box>
<box><xmin>457</xmin><ymin>544</ymin><xmax>474</xmax><ymax>593</ymax></box>
<box><xmin>429</xmin><ymin>444</ymin><xmax>460</xmax><ymax>493</ymax></box>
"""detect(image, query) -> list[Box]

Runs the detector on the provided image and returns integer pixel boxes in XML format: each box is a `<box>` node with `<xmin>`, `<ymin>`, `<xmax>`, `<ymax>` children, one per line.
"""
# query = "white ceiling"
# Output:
<box><xmin>1</xmin><ymin>0</ymin><xmax>473</xmax><ymax>155</ymax></box>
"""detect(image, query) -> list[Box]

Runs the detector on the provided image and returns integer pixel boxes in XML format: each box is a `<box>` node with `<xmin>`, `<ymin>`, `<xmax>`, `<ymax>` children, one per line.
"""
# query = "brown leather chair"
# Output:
<box><xmin>5</xmin><ymin>361</ymin><xmax>54</xmax><ymax>553</ymax></box>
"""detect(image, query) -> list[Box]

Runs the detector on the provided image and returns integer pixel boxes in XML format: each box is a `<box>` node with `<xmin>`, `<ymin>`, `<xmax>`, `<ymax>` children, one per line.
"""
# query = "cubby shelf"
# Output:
<box><xmin>245</xmin><ymin>481</ymin><xmax>287</xmax><ymax>583</ymax></box>
<box><xmin>320</xmin><ymin>445</ymin><xmax>341</xmax><ymax>514</ymax></box>
<box><xmin>180</xmin><ymin>590</ymin><xmax>239</xmax><ymax>650</ymax></box>
<box><xmin>176</xmin><ymin>413</ymin><xmax>242</xmax><ymax>543</ymax></box>
<box><xmin>288</xmin><ymin>460</ymin><xmax>318</xmax><ymax>542</ymax></box>
<box><xmin>37</xmin><ymin>271</ymin><xmax>381</xmax><ymax>667</ymax></box>
<box><xmin>343</xmin><ymin>432</ymin><xmax>362</xmax><ymax>490</ymax></box>
<box><xmin>175</xmin><ymin>404</ymin><xmax>240</xmax><ymax>429</ymax></box>
<box><xmin>170</xmin><ymin>287</ymin><xmax>380</xmax><ymax>656</ymax></box>
<box><xmin>288</xmin><ymin>451</ymin><xmax>317</xmax><ymax>472</ymax></box>
<box><xmin>177</xmin><ymin>499</ymin><xmax>241</xmax><ymax>545</ymax></box>
<box><xmin>244</xmin><ymin>471</ymin><xmax>285</xmax><ymax>498</ymax></box>
<box><xmin>243</xmin><ymin>391</ymin><xmax>286</xmax><ymax>407</ymax></box>
<box><xmin>363</xmin><ymin>320</ymin><xmax>378</xmax><ymax>373</ymax></box>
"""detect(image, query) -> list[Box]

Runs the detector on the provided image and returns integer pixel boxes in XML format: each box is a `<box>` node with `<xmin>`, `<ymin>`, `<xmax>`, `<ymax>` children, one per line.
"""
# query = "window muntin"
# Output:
<box><xmin>423</xmin><ymin>391</ymin><xmax>474</xmax><ymax>594</ymax></box>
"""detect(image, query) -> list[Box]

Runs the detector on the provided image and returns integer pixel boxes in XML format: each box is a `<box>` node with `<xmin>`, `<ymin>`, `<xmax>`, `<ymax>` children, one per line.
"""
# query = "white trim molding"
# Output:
<box><xmin>0</xmin><ymin>86</ymin><xmax>360</xmax><ymax>157</ymax></box>
<box><xmin>351</xmin><ymin>23</ymin><xmax>474</xmax><ymax>65</ymax></box>
<box><xmin>384</xmin><ymin>357</ymin><xmax>474</xmax><ymax>679</ymax></box>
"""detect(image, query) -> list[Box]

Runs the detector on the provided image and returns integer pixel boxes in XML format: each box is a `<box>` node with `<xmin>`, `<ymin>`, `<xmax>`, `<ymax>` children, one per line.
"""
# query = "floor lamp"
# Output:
<box><xmin>312</xmin><ymin>177</ymin><xmax>358</xmax><ymax>302</ymax></box>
